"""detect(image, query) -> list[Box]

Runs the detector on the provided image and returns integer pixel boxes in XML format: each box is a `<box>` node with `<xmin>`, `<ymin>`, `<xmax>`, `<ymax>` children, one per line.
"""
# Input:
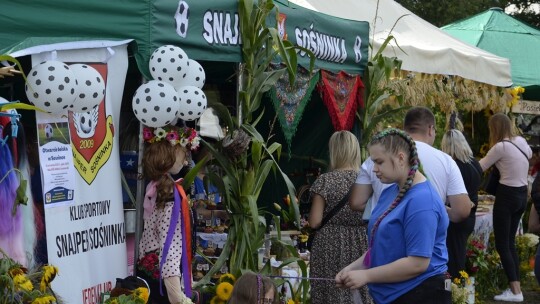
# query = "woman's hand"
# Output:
<box><xmin>335</xmin><ymin>266</ymin><xmax>351</xmax><ymax>288</ymax></box>
<box><xmin>340</xmin><ymin>269</ymin><xmax>369</xmax><ymax>289</ymax></box>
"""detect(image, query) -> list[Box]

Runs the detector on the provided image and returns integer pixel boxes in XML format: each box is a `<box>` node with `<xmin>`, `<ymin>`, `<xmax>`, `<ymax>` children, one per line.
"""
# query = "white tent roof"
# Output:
<box><xmin>289</xmin><ymin>0</ymin><xmax>513</xmax><ymax>87</ymax></box>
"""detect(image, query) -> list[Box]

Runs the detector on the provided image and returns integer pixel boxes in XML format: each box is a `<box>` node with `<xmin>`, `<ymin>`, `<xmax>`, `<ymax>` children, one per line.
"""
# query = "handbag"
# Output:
<box><xmin>484</xmin><ymin>140</ymin><xmax>529</xmax><ymax>195</ymax></box>
<box><xmin>485</xmin><ymin>167</ymin><xmax>500</xmax><ymax>195</ymax></box>
<box><xmin>307</xmin><ymin>186</ymin><xmax>353</xmax><ymax>249</ymax></box>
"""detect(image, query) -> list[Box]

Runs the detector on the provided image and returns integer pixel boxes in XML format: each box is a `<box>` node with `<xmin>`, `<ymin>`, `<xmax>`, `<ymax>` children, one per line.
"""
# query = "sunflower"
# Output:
<box><xmin>40</xmin><ymin>265</ymin><xmax>58</xmax><ymax>292</ymax></box>
<box><xmin>13</xmin><ymin>274</ymin><xmax>33</xmax><ymax>291</ymax></box>
<box><xmin>219</xmin><ymin>273</ymin><xmax>236</xmax><ymax>284</ymax></box>
<box><xmin>216</xmin><ymin>281</ymin><xmax>233</xmax><ymax>301</ymax></box>
<box><xmin>209</xmin><ymin>296</ymin><xmax>226</xmax><ymax>304</ymax></box>
<box><xmin>133</xmin><ymin>287</ymin><xmax>150</xmax><ymax>303</ymax></box>
<box><xmin>31</xmin><ymin>295</ymin><xmax>56</xmax><ymax>304</ymax></box>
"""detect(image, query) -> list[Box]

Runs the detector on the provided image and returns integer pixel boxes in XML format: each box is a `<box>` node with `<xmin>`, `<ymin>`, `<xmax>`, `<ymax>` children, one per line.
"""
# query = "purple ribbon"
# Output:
<box><xmin>159</xmin><ymin>185</ymin><xmax>192</xmax><ymax>297</ymax></box>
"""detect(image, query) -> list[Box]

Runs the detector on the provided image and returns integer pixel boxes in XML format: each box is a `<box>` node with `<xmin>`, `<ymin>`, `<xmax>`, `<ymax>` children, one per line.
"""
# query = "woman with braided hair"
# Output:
<box><xmin>336</xmin><ymin>128</ymin><xmax>450</xmax><ymax>304</ymax></box>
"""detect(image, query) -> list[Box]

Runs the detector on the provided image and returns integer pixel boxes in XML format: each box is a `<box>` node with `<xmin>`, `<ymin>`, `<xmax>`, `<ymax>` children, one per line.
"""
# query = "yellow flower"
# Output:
<box><xmin>458</xmin><ymin>270</ymin><xmax>469</xmax><ymax>279</ymax></box>
<box><xmin>133</xmin><ymin>287</ymin><xmax>150</xmax><ymax>302</ymax></box>
<box><xmin>210</xmin><ymin>296</ymin><xmax>226</xmax><ymax>304</ymax></box>
<box><xmin>287</xmin><ymin>300</ymin><xmax>295</xmax><ymax>304</ymax></box>
<box><xmin>40</xmin><ymin>265</ymin><xmax>58</xmax><ymax>292</ymax></box>
<box><xmin>31</xmin><ymin>295</ymin><xmax>56</xmax><ymax>304</ymax></box>
<box><xmin>299</xmin><ymin>234</ymin><xmax>309</xmax><ymax>243</ymax></box>
<box><xmin>13</xmin><ymin>274</ymin><xmax>33</xmax><ymax>291</ymax></box>
<box><xmin>219</xmin><ymin>273</ymin><xmax>236</xmax><ymax>284</ymax></box>
<box><xmin>216</xmin><ymin>281</ymin><xmax>234</xmax><ymax>301</ymax></box>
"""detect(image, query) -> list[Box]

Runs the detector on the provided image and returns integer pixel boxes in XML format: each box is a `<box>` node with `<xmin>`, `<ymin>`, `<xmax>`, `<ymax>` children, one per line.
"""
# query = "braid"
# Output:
<box><xmin>367</xmin><ymin>128</ymin><xmax>420</xmax><ymax>247</ymax></box>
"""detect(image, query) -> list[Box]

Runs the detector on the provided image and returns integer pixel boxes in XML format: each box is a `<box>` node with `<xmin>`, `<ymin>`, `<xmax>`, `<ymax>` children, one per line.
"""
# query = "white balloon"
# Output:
<box><xmin>176</xmin><ymin>86</ymin><xmax>207</xmax><ymax>121</ymax></box>
<box><xmin>149</xmin><ymin>45</ymin><xmax>190</xmax><ymax>87</ymax></box>
<box><xmin>69</xmin><ymin>64</ymin><xmax>106</xmax><ymax>113</ymax></box>
<box><xmin>25</xmin><ymin>61</ymin><xmax>77</xmax><ymax>113</ymax></box>
<box><xmin>132</xmin><ymin>80</ymin><xmax>179</xmax><ymax>127</ymax></box>
<box><xmin>174</xmin><ymin>59</ymin><xmax>205</xmax><ymax>89</ymax></box>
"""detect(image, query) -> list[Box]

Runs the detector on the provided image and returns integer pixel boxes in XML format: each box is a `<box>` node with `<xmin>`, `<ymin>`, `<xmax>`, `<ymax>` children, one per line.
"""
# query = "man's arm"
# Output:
<box><xmin>349</xmin><ymin>183</ymin><xmax>373</xmax><ymax>211</ymax></box>
<box><xmin>446</xmin><ymin>194</ymin><xmax>472</xmax><ymax>222</ymax></box>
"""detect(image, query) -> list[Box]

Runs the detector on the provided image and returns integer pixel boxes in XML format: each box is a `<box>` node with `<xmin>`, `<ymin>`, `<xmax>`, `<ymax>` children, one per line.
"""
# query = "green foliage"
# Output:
<box><xmin>195</xmin><ymin>2</ymin><xmax>313</xmax><ymax>298</ymax></box>
<box><xmin>396</xmin><ymin>0</ymin><xmax>540</xmax><ymax>28</ymax></box>
<box><xmin>238</xmin><ymin>0</ymin><xmax>314</xmax><ymax>125</ymax></box>
<box><xmin>358</xmin><ymin>35</ymin><xmax>409</xmax><ymax>159</ymax></box>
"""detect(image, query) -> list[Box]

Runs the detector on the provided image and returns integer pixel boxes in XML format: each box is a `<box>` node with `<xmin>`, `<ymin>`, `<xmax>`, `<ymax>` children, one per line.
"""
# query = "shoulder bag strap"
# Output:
<box><xmin>502</xmin><ymin>139</ymin><xmax>528</xmax><ymax>161</ymax></box>
<box><xmin>315</xmin><ymin>186</ymin><xmax>353</xmax><ymax>232</ymax></box>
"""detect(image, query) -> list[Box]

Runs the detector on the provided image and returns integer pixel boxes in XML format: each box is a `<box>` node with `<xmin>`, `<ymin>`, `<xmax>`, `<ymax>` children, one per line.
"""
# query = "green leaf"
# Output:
<box><xmin>181</xmin><ymin>156</ymin><xmax>207</xmax><ymax>189</ymax></box>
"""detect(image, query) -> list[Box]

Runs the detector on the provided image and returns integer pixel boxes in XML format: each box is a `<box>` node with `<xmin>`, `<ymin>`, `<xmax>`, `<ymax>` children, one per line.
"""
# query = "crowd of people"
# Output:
<box><xmin>309</xmin><ymin>107</ymin><xmax>533</xmax><ymax>303</ymax></box>
<box><xmin>135</xmin><ymin>106</ymin><xmax>535</xmax><ymax>304</ymax></box>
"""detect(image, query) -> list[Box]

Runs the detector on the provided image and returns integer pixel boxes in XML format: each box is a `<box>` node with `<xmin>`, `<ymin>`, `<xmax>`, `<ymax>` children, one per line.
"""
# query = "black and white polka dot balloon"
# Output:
<box><xmin>149</xmin><ymin>45</ymin><xmax>190</xmax><ymax>88</ymax></box>
<box><xmin>176</xmin><ymin>85</ymin><xmax>207</xmax><ymax>121</ymax></box>
<box><xmin>25</xmin><ymin>61</ymin><xmax>77</xmax><ymax>113</ymax></box>
<box><xmin>174</xmin><ymin>59</ymin><xmax>206</xmax><ymax>89</ymax></box>
<box><xmin>69</xmin><ymin>64</ymin><xmax>106</xmax><ymax>113</ymax></box>
<box><xmin>132</xmin><ymin>80</ymin><xmax>179</xmax><ymax>128</ymax></box>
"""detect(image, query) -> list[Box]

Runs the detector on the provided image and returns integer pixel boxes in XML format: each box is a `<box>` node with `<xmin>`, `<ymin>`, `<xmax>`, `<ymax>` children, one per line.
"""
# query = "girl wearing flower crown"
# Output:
<box><xmin>138</xmin><ymin>125</ymin><xmax>199</xmax><ymax>304</ymax></box>
<box><xmin>336</xmin><ymin>128</ymin><xmax>450</xmax><ymax>304</ymax></box>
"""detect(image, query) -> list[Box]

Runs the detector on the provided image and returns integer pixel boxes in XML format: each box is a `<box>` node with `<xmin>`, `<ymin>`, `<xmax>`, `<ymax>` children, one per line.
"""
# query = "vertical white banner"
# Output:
<box><xmin>34</xmin><ymin>43</ymin><xmax>129</xmax><ymax>304</ymax></box>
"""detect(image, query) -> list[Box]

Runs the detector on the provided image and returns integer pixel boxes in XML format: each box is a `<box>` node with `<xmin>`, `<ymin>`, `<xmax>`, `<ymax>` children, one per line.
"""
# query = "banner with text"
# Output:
<box><xmin>34</xmin><ymin>42</ymin><xmax>129</xmax><ymax>304</ymax></box>
<box><xmin>148</xmin><ymin>0</ymin><xmax>369</xmax><ymax>76</ymax></box>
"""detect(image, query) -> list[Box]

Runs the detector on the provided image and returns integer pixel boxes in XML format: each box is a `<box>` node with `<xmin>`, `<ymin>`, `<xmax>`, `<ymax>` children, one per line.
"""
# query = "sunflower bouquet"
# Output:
<box><xmin>103</xmin><ymin>287</ymin><xmax>149</xmax><ymax>304</ymax></box>
<box><xmin>0</xmin><ymin>248</ymin><xmax>59</xmax><ymax>304</ymax></box>
<box><xmin>207</xmin><ymin>273</ymin><xmax>235</xmax><ymax>304</ymax></box>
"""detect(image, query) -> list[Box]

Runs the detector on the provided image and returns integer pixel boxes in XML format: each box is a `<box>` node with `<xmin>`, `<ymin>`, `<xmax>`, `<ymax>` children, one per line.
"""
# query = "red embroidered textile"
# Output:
<box><xmin>318</xmin><ymin>70</ymin><xmax>364</xmax><ymax>131</ymax></box>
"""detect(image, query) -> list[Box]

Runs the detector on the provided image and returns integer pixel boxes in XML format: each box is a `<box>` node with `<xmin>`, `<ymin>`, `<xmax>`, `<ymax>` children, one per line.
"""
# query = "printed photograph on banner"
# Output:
<box><xmin>36</xmin><ymin>112</ymin><xmax>76</xmax><ymax>208</ymax></box>
<box><xmin>38</xmin><ymin>122</ymin><xmax>70</xmax><ymax>145</ymax></box>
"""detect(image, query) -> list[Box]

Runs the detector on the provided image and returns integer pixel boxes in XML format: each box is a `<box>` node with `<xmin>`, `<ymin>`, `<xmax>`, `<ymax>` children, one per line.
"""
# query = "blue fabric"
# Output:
<box><xmin>193</xmin><ymin>176</ymin><xmax>220</xmax><ymax>203</ymax></box>
<box><xmin>367</xmin><ymin>181</ymin><xmax>449</xmax><ymax>303</ymax></box>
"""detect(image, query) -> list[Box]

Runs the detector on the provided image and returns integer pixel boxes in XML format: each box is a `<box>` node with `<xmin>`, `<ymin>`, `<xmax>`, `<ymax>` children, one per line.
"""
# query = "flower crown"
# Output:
<box><xmin>143</xmin><ymin>126</ymin><xmax>200</xmax><ymax>150</ymax></box>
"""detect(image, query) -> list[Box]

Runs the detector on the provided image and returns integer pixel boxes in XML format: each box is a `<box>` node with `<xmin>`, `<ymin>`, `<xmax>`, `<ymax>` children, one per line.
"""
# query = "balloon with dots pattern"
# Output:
<box><xmin>25</xmin><ymin>60</ymin><xmax>77</xmax><ymax>113</ymax></box>
<box><xmin>132</xmin><ymin>80</ymin><xmax>179</xmax><ymax>128</ymax></box>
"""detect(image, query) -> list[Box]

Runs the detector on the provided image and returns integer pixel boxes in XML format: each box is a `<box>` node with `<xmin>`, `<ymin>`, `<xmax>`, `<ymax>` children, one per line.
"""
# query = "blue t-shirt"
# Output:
<box><xmin>367</xmin><ymin>181</ymin><xmax>449</xmax><ymax>303</ymax></box>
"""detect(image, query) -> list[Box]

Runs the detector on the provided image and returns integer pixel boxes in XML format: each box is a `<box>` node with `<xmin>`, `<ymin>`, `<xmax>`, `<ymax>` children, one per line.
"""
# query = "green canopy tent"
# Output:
<box><xmin>0</xmin><ymin>0</ymin><xmax>369</xmax><ymax>77</ymax></box>
<box><xmin>442</xmin><ymin>7</ymin><xmax>540</xmax><ymax>101</ymax></box>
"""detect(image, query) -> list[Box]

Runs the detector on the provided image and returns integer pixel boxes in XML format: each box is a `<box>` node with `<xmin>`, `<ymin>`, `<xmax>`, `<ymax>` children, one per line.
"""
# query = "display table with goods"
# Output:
<box><xmin>474</xmin><ymin>195</ymin><xmax>495</xmax><ymax>248</ymax></box>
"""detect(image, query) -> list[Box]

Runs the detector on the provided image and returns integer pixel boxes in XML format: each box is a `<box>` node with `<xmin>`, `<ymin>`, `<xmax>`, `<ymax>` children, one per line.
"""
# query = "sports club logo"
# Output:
<box><xmin>68</xmin><ymin>63</ymin><xmax>115</xmax><ymax>185</ymax></box>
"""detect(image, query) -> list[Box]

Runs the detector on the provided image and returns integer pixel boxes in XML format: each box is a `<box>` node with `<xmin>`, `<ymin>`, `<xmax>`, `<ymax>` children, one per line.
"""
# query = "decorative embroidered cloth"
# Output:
<box><xmin>317</xmin><ymin>70</ymin><xmax>364</xmax><ymax>131</ymax></box>
<box><xmin>269</xmin><ymin>64</ymin><xmax>319</xmax><ymax>150</ymax></box>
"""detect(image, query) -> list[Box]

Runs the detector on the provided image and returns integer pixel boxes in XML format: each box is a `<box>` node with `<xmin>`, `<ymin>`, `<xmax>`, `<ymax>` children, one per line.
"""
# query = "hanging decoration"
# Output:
<box><xmin>176</xmin><ymin>86</ymin><xmax>207</xmax><ymax>121</ymax></box>
<box><xmin>268</xmin><ymin>64</ymin><xmax>319</xmax><ymax>149</ymax></box>
<box><xmin>386</xmin><ymin>71</ymin><xmax>513</xmax><ymax>114</ymax></box>
<box><xmin>132</xmin><ymin>80</ymin><xmax>179</xmax><ymax>127</ymax></box>
<box><xmin>149</xmin><ymin>45</ymin><xmax>190</xmax><ymax>88</ymax></box>
<box><xmin>174</xmin><ymin>59</ymin><xmax>206</xmax><ymax>89</ymax></box>
<box><xmin>132</xmin><ymin>45</ymin><xmax>207</xmax><ymax>128</ymax></box>
<box><xmin>25</xmin><ymin>61</ymin><xmax>77</xmax><ymax>113</ymax></box>
<box><xmin>317</xmin><ymin>70</ymin><xmax>364</xmax><ymax>131</ymax></box>
<box><xmin>69</xmin><ymin>64</ymin><xmax>106</xmax><ymax>113</ymax></box>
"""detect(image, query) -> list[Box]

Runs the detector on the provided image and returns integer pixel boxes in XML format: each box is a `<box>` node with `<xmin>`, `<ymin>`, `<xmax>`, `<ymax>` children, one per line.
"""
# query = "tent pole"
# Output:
<box><xmin>133</xmin><ymin>77</ymin><xmax>146</xmax><ymax>275</ymax></box>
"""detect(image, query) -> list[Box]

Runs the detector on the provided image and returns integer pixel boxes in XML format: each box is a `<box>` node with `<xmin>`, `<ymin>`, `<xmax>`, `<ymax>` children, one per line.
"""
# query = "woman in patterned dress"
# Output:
<box><xmin>309</xmin><ymin>130</ymin><xmax>373</xmax><ymax>304</ymax></box>
<box><xmin>138</xmin><ymin>126</ymin><xmax>199</xmax><ymax>304</ymax></box>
